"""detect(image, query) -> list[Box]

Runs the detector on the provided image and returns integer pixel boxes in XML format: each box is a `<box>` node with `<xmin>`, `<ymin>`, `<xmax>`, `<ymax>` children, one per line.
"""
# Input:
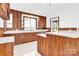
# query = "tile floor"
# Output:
<box><xmin>14</xmin><ymin>41</ymin><xmax>41</xmax><ymax>56</ymax></box>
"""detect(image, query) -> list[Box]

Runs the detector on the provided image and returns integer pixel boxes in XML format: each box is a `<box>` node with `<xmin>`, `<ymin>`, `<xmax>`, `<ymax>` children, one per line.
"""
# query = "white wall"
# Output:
<box><xmin>59</xmin><ymin>7</ymin><xmax>79</xmax><ymax>28</ymax></box>
<box><xmin>10</xmin><ymin>3</ymin><xmax>50</xmax><ymax>16</ymax></box>
<box><xmin>47</xmin><ymin>5</ymin><xmax>79</xmax><ymax>28</ymax></box>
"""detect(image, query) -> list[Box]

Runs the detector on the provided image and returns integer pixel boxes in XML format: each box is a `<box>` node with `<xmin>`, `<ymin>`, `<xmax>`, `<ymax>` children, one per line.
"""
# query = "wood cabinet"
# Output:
<box><xmin>37</xmin><ymin>34</ymin><xmax>79</xmax><ymax>56</ymax></box>
<box><xmin>0</xmin><ymin>28</ymin><xmax>4</xmax><ymax>37</ymax></box>
<box><xmin>15</xmin><ymin>33</ymin><xmax>25</xmax><ymax>45</ymax></box>
<box><xmin>5</xmin><ymin>32</ymin><xmax>37</xmax><ymax>45</ymax></box>
<box><xmin>37</xmin><ymin>35</ymin><xmax>46</xmax><ymax>56</ymax></box>
<box><xmin>15</xmin><ymin>33</ymin><xmax>36</xmax><ymax>45</ymax></box>
<box><xmin>0</xmin><ymin>42</ymin><xmax>13</xmax><ymax>56</ymax></box>
<box><xmin>0</xmin><ymin>3</ymin><xmax>10</xmax><ymax>20</ymax></box>
<box><xmin>46</xmin><ymin>34</ymin><xmax>60</xmax><ymax>56</ymax></box>
<box><xmin>38</xmin><ymin>16</ymin><xmax>46</xmax><ymax>29</ymax></box>
<box><xmin>64</xmin><ymin>38</ymin><xmax>78</xmax><ymax>56</ymax></box>
<box><xmin>10</xmin><ymin>10</ymin><xmax>22</xmax><ymax>30</ymax></box>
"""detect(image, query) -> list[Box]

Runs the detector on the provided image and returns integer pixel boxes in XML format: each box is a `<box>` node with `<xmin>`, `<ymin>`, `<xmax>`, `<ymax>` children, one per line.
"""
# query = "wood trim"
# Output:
<box><xmin>10</xmin><ymin>9</ymin><xmax>46</xmax><ymax>17</ymax></box>
<box><xmin>59</xmin><ymin>28</ymin><xmax>77</xmax><ymax>31</ymax></box>
<box><xmin>23</xmin><ymin>16</ymin><xmax>37</xmax><ymax>29</ymax></box>
<box><xmin>50</xmin><ymin>16</ymin><xmax>60</xmax><ymax>31</ymax></box>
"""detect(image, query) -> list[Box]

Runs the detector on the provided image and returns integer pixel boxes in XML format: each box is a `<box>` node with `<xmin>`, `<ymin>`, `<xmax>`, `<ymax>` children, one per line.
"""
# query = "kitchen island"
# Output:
<box><xmin>37</xmin><ymin>31</ymin><xmax>79</xmax><ymax>56</ymax></box>
<box><xmin>0</xmin><ymin>36</ymin><xmax>14</xmax><ymax>56</ymax></box>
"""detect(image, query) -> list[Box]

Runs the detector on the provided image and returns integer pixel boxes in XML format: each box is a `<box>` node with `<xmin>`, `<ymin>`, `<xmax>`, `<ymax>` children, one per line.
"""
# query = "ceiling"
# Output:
<box><xmin>10</xmin><ymin>3</ymin><xmax>79</xmax><ymax>17</ymax></box>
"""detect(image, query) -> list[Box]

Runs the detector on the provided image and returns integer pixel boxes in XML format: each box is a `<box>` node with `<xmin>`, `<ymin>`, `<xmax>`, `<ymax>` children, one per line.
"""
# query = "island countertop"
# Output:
<box><xmin>4</xmin><ymin>29</ymin><xmax>48</xmax><ymax>34</ymax></box>
<box><xmin>46</xmin><ymin>31</ymin><xmax>79</xmax><ymax>38</ymax></box>
<box><xmin>0</xmin><ymin>36</ymin><xmax>15</xmax><ymax>44</ymax></box>
<box><xmin>37</xmin><ymin>33</ymin><xmax>46</xmax><ymax>38</ymax></box>
<box><xmin>37</xmin><ymin>31</ymin><xmax>79</xmax><ymax>38</ymax></box>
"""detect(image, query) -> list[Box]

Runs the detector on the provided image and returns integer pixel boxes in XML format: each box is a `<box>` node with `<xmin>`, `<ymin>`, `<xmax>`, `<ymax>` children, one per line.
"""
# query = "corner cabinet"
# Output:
<box><xmin>0</xmin><ymin>3</ymin><xmax>10</xmax><ymax>20</ymax></box>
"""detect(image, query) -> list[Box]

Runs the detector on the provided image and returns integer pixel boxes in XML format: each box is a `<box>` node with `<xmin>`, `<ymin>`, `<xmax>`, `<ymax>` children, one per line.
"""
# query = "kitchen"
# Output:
<box><xmin>0</xmin><ymin>3</ymin><xmax>79</xmax><ymax>56</ymax></box>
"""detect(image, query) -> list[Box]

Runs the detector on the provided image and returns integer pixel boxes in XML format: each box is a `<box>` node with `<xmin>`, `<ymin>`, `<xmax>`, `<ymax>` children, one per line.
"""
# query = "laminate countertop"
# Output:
<box><xmin>37</xmin><ymin>31</ymin><xmax>79</xmax><ymax>38</ymax></box>
<box><xmin>0</xmin><ymin>36</ymin><xmax>15</xmax><ymax>44</ymax></box>
<box><xmin>4</xmin><ymin>29</ymin><xmax>48</xmax><ymax>34</ymax></box>
<box><xmin>37</xmin><ymin>33</ymin><xmax>46</xmax><ymax>38</ymax></box>
<box><xmin>47</xmin><ymin>31</ymin><xmax>79</xmax><ymax>38</ymax></box>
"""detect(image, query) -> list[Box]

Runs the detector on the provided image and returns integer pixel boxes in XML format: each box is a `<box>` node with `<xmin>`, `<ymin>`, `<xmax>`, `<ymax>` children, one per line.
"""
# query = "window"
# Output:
<box><xmin>23</xmin><ymin>16</ymin><xmax>37</xmax><ymax>31</ymax></box>
<box><xmin>6</xmin><ymin>14</ymin><xmax>13</xmax><ymax>28</ymax></box>
<box><xmin>0</xmin><ymin>17</ymin><xmax>4</xmax><ymax>28</ymax></box>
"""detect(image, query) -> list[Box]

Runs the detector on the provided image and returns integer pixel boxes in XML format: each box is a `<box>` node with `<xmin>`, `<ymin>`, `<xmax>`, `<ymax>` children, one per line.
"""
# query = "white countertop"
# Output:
<box><xmin>0</xmin><ymin>36</ymin><xmax>15</xmax><ymax>44</ymax></box>
<box><xmin>4</xmin><ymin>29</ymin><xmax>48</xmax><ymax>34</ymax></box>
<box><xmin>47</xmin><ymin>31</ymin><xmax>79</xmax><ymax>38</ymax></box>
<box><xmin>37</xmin><ymin>31</ymin><xmax>79</xmax><ymax>38</ymax></box>
<box><xmin>37</xmin><ymin>34</ymin><xmax>46</xmax><ymax>38</ymax></box>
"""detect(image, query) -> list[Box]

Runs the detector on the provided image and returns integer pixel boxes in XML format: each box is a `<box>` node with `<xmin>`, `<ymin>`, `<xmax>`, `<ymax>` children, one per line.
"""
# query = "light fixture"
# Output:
<box><xmin>48</xmin><ymin>3</ymin><xmax>55</xmax><ymax>6</ymax></box>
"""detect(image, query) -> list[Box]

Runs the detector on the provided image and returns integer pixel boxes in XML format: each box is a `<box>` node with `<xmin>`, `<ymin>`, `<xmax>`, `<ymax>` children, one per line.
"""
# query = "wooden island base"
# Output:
<box><xmin>0</xmin><ymin>42</ymin><xmax>13</xmax><ymax>56</ymax></box>
<box><xmin>37</xmin><ymin>33</ymin><xmax>79</xmax><ymax>56</ymax></box>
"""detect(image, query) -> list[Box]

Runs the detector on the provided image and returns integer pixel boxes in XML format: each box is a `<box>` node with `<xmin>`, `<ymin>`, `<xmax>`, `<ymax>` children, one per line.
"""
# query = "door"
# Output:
<box><xmin>50</xmin><ymin>16</ymin><xmax>59</xmax><ymax>32</ymax></box>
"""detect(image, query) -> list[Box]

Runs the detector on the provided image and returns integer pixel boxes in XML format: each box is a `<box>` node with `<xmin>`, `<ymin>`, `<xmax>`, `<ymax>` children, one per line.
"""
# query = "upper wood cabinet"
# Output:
<box><xmin>38</xmin><ymin>16</ymin><xmax>46</xmax><ymax>29</ymax></box>
<box><xmin>10</xmin><ymin>10</ymin><xmax>22</xmax><ymax>30</ymax></box>
<box><xmin>0</xmin><ymin>3</ymin><xmax>10</xmax><ymax>20</ymax></box>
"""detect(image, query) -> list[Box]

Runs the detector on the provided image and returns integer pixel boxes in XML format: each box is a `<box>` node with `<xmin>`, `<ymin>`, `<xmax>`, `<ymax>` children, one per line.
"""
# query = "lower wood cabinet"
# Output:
<box><xmin>64</xmin><ymin>38</ymin><xmax>79</xmax><ymax>56</ymax></box>
<box><xmin>37</xmin><ymin>34</ymin><xmax>79</xmax><ymax>56</ymax></box>
<box><xmin>0</xmin><ymin>42</ymin><xmax>13</xmax><ymax>56</ymax></box>
<box><xmin>5</xmin><ymin>32</ymin><xmax>37</xmax><ymax>45</ymax></box>
<box><xmin>37</xmin><ymin>35</ymin><xmax>46</xmax><ymax>56</ymax></box>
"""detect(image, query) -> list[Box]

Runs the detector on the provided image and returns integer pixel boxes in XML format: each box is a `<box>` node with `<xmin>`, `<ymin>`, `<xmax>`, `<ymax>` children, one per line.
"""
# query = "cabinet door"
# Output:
<box><xmin>15</xmin><ymin>34</ymin><xmax>25</xmax><ymax>44</ymax></box>
<box><xmin>37</xmin><ymin>35</ymin><xmax>43</xmax><ymax>55</ymax></box>
<box><xmin>0</xmin><ymin>43</ymin><xmax>13</xmax><ymax>56</ymax></box>
<box><xmin>58</xmin><ymin>36</ymin><xmax>64</xmax><ymax>56</ymax></box>
<box><xmin>24</xmin><ymin>33</ymin><xmax>32</xmax><ymax>42</ymax></box>
<box><xmin>70</xmin><ymin>39</ymin><xmax>77</xmax><ymax>56</ymax></box>
<box><xmin>64</xmin><ymin>37</ymin><xmax>71</xmax><ymax>56</ymax></box>
<box><xmin>37</xmin><ymin>35</ymin><xmax>41</xmax><ymax>53</ymax></box>
<box><xmin>0</xmin><ymin>3</ymin><xmax>10</xmax><ymax>20</ymax></box>
<box><xmin>50</xmin><ymin>35</ymin><xmax>59</xmax><ymax>56</ymax></box>
<box><xmin>12</xmin><ymin>11</ymin><xmax>18</xmax><ymax>29</ymax></box>
<box><xmin>0</xmin><ymin>44</ymin><xmax>5</xmax><ymax>56</ymax></box>
<box><xmin>5</xmin><ymin>42</ymin><xmax>13</xmax><ymax>56</ymax></box>
<box><xmin>42</xmin><ymin>37</ymin><xmax>46</xmax><ymax>56</ymax></box>
<box><xmin>76</xmin><ymin>39</ymin><xmax>79</xmax><ymax>55</ymax></box>
<box><xmin>31</xmin><ymin>32</ymin><xmax>36</xmax><ymax>41</ymax></box>
<box><xmin>38</xmin><ymin>16</ymin><xmax>46</xmax><ymax>29</ymax></box>
<box><xmin>17</xmin><ymin>11</ymin><xmax>22</xmax><ymax>29</ymax></box>
<box><xmin>47</xmin><ymin>35</ymin><xmax>59</xmax><ymax>56</ymax></box>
